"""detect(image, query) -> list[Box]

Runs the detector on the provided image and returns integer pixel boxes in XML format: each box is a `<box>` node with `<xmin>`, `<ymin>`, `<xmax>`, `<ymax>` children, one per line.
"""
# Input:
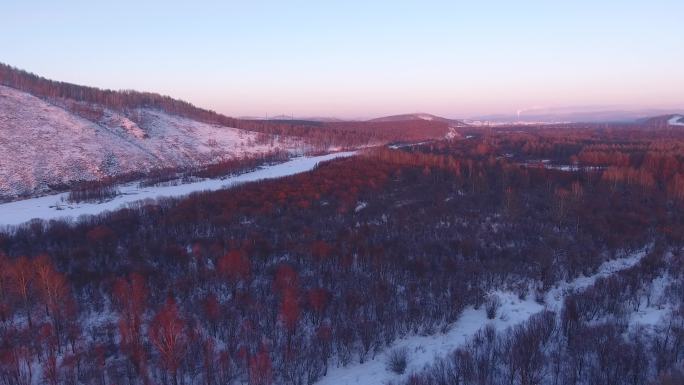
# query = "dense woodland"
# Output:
<box><xmin>0</xmin><ymin>63</ymin><xmax>449</xmax><ymax>150</ymax></box>
<box><xmin>1</xmin><ymin>124</ymin><xmax>684</xmax><ymax>385</ymax></box>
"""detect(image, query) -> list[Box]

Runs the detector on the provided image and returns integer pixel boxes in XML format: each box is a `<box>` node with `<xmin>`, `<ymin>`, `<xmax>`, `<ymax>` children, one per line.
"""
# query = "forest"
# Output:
<box><xmin>1</xmin><ymin>123</ymin><xmax>684</xmax><ymax>385</ymax></box>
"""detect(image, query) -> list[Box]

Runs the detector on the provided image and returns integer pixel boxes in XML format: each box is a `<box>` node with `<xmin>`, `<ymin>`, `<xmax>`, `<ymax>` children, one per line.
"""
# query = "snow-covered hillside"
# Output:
<box><xmin>0</xmin><ymin>85</ymin><xmax>299</xmax><ymax>199</ymax></box>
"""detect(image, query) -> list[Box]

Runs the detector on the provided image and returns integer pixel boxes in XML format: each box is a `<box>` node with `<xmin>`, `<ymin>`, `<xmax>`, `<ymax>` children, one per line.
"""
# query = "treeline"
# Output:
<box><xmin>0</xmin><ymin>62</ymin><xmax>231</xmax><ymax>122</ymax></box>
<box><xmin>1</xmin><ymin>129</ymin><xmax>683</xmax><ymax>384</ymax></box>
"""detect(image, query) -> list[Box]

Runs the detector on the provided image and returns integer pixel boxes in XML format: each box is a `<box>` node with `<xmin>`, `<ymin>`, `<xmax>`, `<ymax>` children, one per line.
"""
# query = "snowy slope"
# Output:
<box><xmin>0</xmin><ymin>85</ymin><xmax>299</xmax><ymax>199</ymax></box>
<box><xmin>0</xmin><ymin>151</ymin><xmax>355</xmax><ymax>227</ymax></box>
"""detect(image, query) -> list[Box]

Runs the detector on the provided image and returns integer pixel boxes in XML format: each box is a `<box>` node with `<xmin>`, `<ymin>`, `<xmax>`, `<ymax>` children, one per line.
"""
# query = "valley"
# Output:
<box><xmin>1</xmin><ymin>63</ymin><xmax>684</xmax><ymax>385</ymax></box>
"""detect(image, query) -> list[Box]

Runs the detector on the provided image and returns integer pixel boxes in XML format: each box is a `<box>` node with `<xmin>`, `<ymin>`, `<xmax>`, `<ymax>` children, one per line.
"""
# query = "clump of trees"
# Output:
<box><xmin>65</xmin><ymin>179</ymin><xmax>120</xmax><ymax>203</ymax></box>
<box><xmin>387</xmin><ymin>348</ymin><xmax>410</xmax><ymax>374</ymax></box>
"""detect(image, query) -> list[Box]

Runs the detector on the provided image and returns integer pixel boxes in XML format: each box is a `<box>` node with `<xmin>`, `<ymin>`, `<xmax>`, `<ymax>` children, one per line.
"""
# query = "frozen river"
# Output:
<box><xmin>0</xmin><ymin>151</ymin><xmax>355</xmax><ymax>227</ymax></box>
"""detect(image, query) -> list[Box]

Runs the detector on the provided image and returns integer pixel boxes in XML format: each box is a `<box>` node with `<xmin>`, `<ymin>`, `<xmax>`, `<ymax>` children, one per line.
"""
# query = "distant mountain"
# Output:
<box><xmin>472</xmin><ymin>107</ymin><xmax>684</xmax><ymax>124</ymax></box>
<box><xmin>300</xmin><ymin>116</ymin><xmax>348</xmax><ymax>123</ymax></box>
<box><xmin>370</xmin><ymin>113</ymin><xmax>469</xmax><ymax>127</ymax></box>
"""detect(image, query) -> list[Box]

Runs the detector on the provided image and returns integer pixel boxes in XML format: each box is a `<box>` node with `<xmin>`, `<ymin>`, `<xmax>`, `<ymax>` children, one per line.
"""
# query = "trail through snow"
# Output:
<box><xmin>0</xmin><ymin>152</ymin><xmax>355</xmax><ymax>227</ymax></box>
<box><xmin>314</xmin><ymin>250</ymin><xmax>647</xmax><ymax>385</ymax></box>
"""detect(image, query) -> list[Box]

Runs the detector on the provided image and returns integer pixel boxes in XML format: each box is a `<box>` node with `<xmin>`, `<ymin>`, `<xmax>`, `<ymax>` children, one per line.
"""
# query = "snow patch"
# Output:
<box><xmin>545</xmin><ymin>250</ymin><xmax>647</xmax><ymax>309</ymax></box>
<box><xmin>388</xmin><ymin>141</ymin><xmax>431</xmax><ymax>149</ymax></box>
<box><xmin>445</xmin><ymin>126</ymin><xmax>459</xmax><ymax>139</ymax></box>
<box><xmin>355</xmin><ymin>201</ymin><xmax>368</xmax><ymax>213</ymax></box>
<box><xmin>668</xmin><ymin>115</ymin><xmax>684</xmax><ymax>126</ymax></box>
<box><xmin>628</xmin><ymin>273</ymin><xmax>677</xmax><ymax>329</ymax></box>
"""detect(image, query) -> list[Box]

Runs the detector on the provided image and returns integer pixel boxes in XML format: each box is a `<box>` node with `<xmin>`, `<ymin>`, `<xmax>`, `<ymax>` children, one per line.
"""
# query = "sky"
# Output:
<box><xmin>2</xmin><ymin>0</ymin><xmax>683</xmax><ymax>119</ymax></box>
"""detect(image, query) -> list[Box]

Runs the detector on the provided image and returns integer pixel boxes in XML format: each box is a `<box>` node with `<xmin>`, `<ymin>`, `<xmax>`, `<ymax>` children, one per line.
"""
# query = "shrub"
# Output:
<box><xmin>387</xmin><ymin>347</ymin><xmax>410</xmax><ymax>374</ymax></box>
<box><xmin>485</xmin><ymin>294</ymin><xmax>502</xmax><ymax>320</ymax></box>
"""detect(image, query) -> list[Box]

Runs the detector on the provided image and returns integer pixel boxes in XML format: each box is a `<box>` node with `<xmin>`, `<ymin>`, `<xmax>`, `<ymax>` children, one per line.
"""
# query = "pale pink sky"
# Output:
<box><xmin>3</xmin><ymin>0</ymin><xmax>683</xmax><ymax>119</ymax></box>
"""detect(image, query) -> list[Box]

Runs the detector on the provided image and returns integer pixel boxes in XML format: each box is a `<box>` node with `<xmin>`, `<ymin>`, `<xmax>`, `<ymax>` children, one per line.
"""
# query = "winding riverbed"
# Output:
<box><xmin>0</xmin><ymin>151</ymin><xmax>356</xmax><ymax>227</ymax></box>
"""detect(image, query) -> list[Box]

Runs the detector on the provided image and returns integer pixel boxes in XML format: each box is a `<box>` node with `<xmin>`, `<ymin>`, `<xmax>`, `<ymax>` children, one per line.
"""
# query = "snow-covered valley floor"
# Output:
<box><xmin>0</xmin><ymin>151</ymin><xmax>355</xmax><ymax>227</ymax></box>
<box><xmin>314</xmin><ymin>249</ymin><xmax>647</xmax><ymax>385</ymax></box>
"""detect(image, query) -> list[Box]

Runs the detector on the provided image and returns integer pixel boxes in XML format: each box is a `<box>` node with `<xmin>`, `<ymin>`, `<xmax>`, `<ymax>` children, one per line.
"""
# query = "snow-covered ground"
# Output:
<box><xmin>314</xmin><ymin>249</ymin><xmax>648</xmax><ymax>385</ymax></box>
<box><xmin>0</xmin><ymin>84</ymin><xmax>301</xmax><ymax>199</ymax></box>
<box><xmin>628</xmin><ymin>273</ymin><xmax>675</xmax><ymax>328</ymax></box>
<box><xmin>544</xmin><ymin>249</ymin><xmax>646</xmax><ymax>309</ymax></box>
<box><xmin>388</xmin><ymin>141</ymin><xmax>432</xmax><ymax>149</ymax></box>
<box><xmin>316</xmin><ymin>292</ymin><xmax>543</xmax><ymax>385</ymax></box>
<box><xmin>668</xmin><ymin>115</ymin><xmax>684</xmax><ymax>126</ymax></box>
<box><xmin>518</xmin><ymin>159</ymin><xmax>604</xmax><ymax>172</ymax></box>
<box><xmin>0</xmin><ymin>151</ymin><xmax>355</xmax><ymax>227</ymax></box>
<box><xmin>445</xmin><ymin>126</ymin><xmax>460</xmax><ymax>139</ymax></box>
<box><xmin>624</xmin><ymin>251</ymin><xmax>678</xmax><ymax>330</ymax></box>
